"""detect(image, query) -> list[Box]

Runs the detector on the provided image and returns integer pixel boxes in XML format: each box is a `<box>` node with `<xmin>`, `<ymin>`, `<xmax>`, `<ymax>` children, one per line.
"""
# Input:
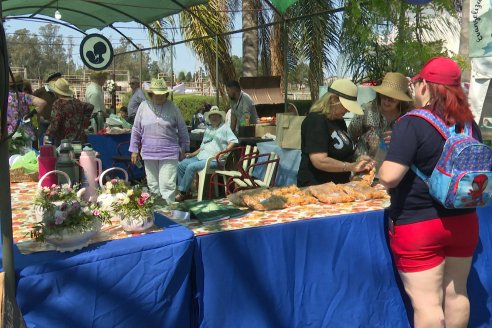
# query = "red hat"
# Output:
<box><xmin>411</xmin><ymin>57</ymin><xmax>461</xmax><ymax>86</ymax></box>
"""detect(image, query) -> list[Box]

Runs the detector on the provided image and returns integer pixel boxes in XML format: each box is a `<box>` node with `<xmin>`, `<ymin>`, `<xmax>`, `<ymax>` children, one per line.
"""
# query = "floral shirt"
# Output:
<box><xmin>7</xmin><ymin>91</ymin><xmax>34</xmax><ymax>140</ymax></box>
<box><xmin>46</xmin><ymin>98</ymin><xmax>94</xmax><ymax>146</ymax></box>
<box><xmin>348</xmin><ymin>100</ymin><xmax>391</xmax><ymax>158</ymax></box>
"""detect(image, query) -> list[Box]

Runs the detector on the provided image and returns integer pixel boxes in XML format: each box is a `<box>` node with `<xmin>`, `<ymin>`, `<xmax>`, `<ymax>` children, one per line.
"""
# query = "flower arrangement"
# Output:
<box><xmin>104</xmin><ymin>79</ymin><xmax>117</xmax><ymax>95</ymax></box>
<box><xmin>101</xmin><ymin>178</ymin><xmax>130</xmax><ymax>195</ymax></box>
<box><xmin>31</xmin><ymin>200</ymin><xmax>110</xmax><ymax>242</ymax></box>
<box><xmin>33</xmin><ymin>183</ymin><xmax>78</xmax><ymax>210</ymax></box>
<box><xmin>112</xmin><ymin>185</ymin><xmax>155</xmax><ymax>218</ymax></box>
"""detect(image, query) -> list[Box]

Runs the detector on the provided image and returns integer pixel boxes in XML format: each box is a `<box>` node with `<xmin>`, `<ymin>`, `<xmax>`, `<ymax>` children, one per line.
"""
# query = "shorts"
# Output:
<box><xmin>389</xmin><ymin>212</ymin><xmax>479</xmax><ymax>273</ymax></box>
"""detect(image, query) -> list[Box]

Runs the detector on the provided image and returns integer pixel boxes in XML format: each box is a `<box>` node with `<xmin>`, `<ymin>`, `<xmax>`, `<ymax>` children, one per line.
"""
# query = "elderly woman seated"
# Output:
<box><xmin>176</xmin><ymin>106</ymin><xmax>238</xmax><ymax>202</ymax></box>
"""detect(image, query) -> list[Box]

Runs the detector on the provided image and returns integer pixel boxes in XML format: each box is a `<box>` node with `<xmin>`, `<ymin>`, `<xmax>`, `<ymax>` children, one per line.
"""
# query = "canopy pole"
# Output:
<box><xmin>170</xmin><ymin>43</ymin><xmax>174</xmax><ymax>101</ymax></box>
<box><xmin>0</xmin><ymin>2</ymin><xmax>24</xmax><ymax>325</ymax></box>
<box><xmin>215</xmin><ymin>35</ymin><xmax>219</xmax><ymax>106</ymax></box>
<box><xmin>139</xmin><ymin>51</ymin><xmax>143</xmax><ymax>86</ymax></box>
<box><xmin>283</xmin><ymin>19</ymin><xmax>288</xmax><ymax>112</ymax></box>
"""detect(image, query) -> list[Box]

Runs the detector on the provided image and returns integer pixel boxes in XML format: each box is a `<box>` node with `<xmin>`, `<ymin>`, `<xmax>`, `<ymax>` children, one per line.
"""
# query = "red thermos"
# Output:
<box><xmin>38</xmin><ymin>145</ymin><xmax>57</xmax><ymax>187</ymax></box>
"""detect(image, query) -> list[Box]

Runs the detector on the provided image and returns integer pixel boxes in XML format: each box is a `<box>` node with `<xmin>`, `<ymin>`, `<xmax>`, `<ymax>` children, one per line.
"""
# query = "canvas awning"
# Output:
<box><xmin>239</xmin><ymin>76</ymin><xmax>284</xmax><ymax>105</ymax></box>
<box><xmin>1</xmin><ymin>0</ymin><xmax>208</xmax><ymax>32</ymax></box>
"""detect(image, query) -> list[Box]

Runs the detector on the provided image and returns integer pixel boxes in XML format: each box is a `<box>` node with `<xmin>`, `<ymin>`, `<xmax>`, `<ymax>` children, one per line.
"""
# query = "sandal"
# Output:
<box><xmin>175</xmin><ymin>192</ymin><xmax>189</xmax><ymax>202</ymax></box>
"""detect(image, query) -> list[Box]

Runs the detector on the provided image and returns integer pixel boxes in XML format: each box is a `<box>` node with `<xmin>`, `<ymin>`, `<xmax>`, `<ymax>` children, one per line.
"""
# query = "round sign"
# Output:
<box><xmin>79</xmin><ymin>33</ymin><xmax>114</xmax><ymax>70</ymax></box>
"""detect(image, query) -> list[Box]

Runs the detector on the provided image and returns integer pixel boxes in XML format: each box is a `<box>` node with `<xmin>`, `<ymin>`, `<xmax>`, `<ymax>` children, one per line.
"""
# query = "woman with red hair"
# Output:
<box><xmin>379</xmin><ymin>57</ymin><xmax>480</xmax><ymax>328</ymax></box>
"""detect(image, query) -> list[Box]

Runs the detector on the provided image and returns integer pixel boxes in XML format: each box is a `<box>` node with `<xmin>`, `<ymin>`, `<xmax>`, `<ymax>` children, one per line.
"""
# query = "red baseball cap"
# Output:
<box><xmin>411</xmin><ymin>57</ymin><xmax>461</xmax><ymax>86</ymax></box>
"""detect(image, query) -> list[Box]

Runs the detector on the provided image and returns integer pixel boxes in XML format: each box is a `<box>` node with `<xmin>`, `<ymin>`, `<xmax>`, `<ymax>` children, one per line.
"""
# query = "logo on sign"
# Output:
<box><xmin>79</xmin><ymin>34</ymin><xmax>114</xmax><ymax>70</ymax></box>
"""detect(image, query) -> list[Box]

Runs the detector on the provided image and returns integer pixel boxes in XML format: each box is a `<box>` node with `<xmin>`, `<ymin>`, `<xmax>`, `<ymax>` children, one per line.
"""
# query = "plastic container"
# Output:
<box><xmin>38</xmin><ymin>145</ymin><xmax>57</xmax><ymax>187</ymax></box>
<box><xmin>79</xmin><ymin>146</ymin><xmax>102</xmax><ymax>202</ymax></box>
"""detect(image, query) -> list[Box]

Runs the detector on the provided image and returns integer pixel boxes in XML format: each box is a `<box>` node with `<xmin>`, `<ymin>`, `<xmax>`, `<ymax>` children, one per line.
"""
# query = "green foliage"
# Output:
<box><xmin>339</xmin><ymin>0</ymin><xmax>458</xmax><ymax>83</ymax></box>
<box><xmin>172</xmin><ymin>94</ymin><xmax>216</xmax><ymax>124</ymax></box>
<box><xmin>185</xmin><ymin>72</ymin><xmax>193</xmax><ymax>82</ymax></box>
<box><xmin>113</xmin><ymin>38</ymin><xmax>153</xmax><ymax>80</ymax></box>
<box><xmin>232</xmin><ymin>55</ymin><xmax>243</xmax><ymax>78</ymax></box>
<box><xmin>178</xmin><ymin>71</ymin><xmax>186</xmax><ymax>82</ymax></box>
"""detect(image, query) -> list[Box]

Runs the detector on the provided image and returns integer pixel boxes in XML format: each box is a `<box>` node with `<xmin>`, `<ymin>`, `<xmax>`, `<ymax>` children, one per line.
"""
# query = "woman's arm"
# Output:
<box><xmin>378</xmin><ymin>161</ymin><xmax>409</xmax><ymax>189</ymax></box>
<box><xmin>309</xmin><ymin>153</ymin><xmax>375</xmax><ymax>173</ymax></box>
<box><xmin>30</xmin><ymin>95</ymin><xmax>47</xmax><ymax>115</ymax></box>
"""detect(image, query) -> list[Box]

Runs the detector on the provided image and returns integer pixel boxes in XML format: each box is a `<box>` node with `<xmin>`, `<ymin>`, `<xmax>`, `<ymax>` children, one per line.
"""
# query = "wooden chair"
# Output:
<box><xmin>229</xmin><ymin>152</ymin><xmax>280</xmax><ymax>192</ymax></box>
<box><xmin>195</xmin><ymin>145</ymin><xmax>248</xmax><ymax>201</ymax></box>
<box><xmin>206</xmin><ymin>145</ymin><xmax>259</xmax><ymax>198</ymax></box>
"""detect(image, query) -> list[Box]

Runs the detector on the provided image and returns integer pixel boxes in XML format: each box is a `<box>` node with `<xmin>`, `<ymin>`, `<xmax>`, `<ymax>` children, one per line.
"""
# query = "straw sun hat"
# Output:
<box><xmin>371</xmin><ymin>72</ymin><xmax>412</xmax><ymax>102</ymax></box>
<box><xmin>48</xmin><ymin>78</ymin><xmax>74</xmax><ymax>97</ymax></box>
<box><xmin>204</xmin><ymin>106</ymin><xmax>226</xmax><ymax>122</ymax></box>
<box><xmin>328</xmin><ymin>79</ymin><xmax>364</xmax><ymax>115</ymax></box>
<box><xmin>147</xmin><ymin>78</ymin><xmax>173</xmax><ymax>95</ymax></box>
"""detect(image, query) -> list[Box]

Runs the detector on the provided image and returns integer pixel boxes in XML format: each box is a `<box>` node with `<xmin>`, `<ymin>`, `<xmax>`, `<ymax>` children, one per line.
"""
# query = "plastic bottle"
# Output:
<box><xmin>79</xmin><ymin>145</ymin><xmax>102</xmax><ymax>202</ymax></box>
<box><xmin>38</xmin><ymin>145</ymin><xmax>57</xmax><ymax>187</ymax></box>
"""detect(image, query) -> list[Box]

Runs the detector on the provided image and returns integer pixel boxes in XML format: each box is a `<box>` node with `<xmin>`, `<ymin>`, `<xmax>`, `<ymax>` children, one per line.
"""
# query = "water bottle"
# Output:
<box><xmin>38</xmin><ymin>145</ymin><xmax>57</xmax><ymax>187</ymax></box>
<box><xmin>79</xmin><ymin>145</ymin><xmax>102</xmax><ymax>202</ymax></box>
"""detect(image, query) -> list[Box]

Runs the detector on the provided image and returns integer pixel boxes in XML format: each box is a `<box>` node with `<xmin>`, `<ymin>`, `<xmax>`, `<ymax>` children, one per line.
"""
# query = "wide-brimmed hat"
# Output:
<box><xmin>412</xmin><ymin>57</ymin><xmax>461</xmax><ymax>86</ymax></box>
<box><xmin>48</xmin><ymin>78</ymin><xmax>74</xmax><ymax>97</ymax></box>
<box><xmin>147</xmin><ymin>78</ymin><xmax>173</xmax><ymax>95</ymax></box>
<box><xmin>46</xmin><ymin>71</ymin><xmax>62</xmax><ymax>83</ymax></box>
<box><xmin>371</xmin><ymin>72</ymin><xmax>412</xmax><ymax>102</ymax></box>
<box><xmin>328</xmin><ymin>79</ymin><xmax>363</xmax><ymax>115</ymax></box>
<box><xmin>204</xmin><ymin>106</ymin><xmax>225</xmax><ymax>122</ymax></box>
<box><xmin>9</xmin><ymin>73</ymin><xmax>24</xmax><ymax>86</ymax></box>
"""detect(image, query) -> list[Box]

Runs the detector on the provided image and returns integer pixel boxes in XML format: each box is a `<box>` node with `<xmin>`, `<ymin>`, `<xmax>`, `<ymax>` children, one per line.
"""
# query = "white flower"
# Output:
<box><xmin>123</xmin><ymin>197</ymin><xmax>130</xmax><ymax>204</ymax></box>
<box><xmin>126</xmin><ymin>189</ymin><xmax>134</xmax><ymax>196</ymax></box>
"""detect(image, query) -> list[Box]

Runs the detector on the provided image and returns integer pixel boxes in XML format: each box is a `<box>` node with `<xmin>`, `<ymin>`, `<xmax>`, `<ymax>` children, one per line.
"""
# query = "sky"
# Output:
<box><xmin>4</xmin><ymin>18</ymin><xmax>243</xmax><ymax>74</ymax></box>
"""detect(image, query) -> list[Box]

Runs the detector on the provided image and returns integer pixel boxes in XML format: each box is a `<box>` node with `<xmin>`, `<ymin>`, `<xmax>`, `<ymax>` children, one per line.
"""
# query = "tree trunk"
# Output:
<box><xmin>242</xmin><ymin>0</ymin><xmax>258</xmax><ymax>77</ymax></box>
<box><xmin>459</xmin><ymin>0</ymin><xmax>471</xmax><ymax>82</ymax></box>
<box><xmin>270</xmin><ymin>13</ymin><xmax>284</xmax><ymax>88</ymax></box>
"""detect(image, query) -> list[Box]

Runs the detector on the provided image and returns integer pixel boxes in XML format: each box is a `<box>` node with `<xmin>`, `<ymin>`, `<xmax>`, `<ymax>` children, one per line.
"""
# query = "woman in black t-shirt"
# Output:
<box><xmin>379</xmin><ymin>57</ymin><xmax>479</xmax><ymax>328</ymax></box>
<box><xmin>297</xmin><ymin>79</ymin><xmax>375</xmax><ymax>187</ymax></box>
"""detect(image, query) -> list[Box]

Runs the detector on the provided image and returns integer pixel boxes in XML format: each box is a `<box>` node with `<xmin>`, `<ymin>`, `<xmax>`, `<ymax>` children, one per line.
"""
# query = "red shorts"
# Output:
<box><xmin>389</xmin><ymin>212</ymin><xmax>479</xmax><ymax>273</ymax></box>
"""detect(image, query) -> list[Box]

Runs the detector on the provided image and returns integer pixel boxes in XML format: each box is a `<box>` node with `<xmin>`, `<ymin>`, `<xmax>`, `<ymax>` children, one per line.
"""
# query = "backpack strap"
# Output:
<box><xmin>404</xmin><ymin>109</ymin><xmax>446</xmax><ymax>185</ymax></box>
<box><xmin>405</xmin><ymin>109</ymin><xmax>451</xmax><ymax>139</ymax></box>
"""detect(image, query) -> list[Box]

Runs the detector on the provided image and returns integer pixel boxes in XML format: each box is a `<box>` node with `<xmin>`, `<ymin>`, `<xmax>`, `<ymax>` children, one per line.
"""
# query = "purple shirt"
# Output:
<box><xmin>129</xmin><ymin>100</ymin><xmax>190</xmax><ymax>160</ymax></box>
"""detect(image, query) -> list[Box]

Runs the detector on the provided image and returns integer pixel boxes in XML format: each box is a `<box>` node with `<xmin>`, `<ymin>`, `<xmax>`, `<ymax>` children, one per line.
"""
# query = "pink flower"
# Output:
<box><xmin>55</xmin><ymin>216</ymin><xmax>65</xmax><ymax>225</ymax></box>
<box><xmin>137</xmin><ymin>197</ymin><xmax>145</xmax><ymax>206</ymax></box>
<box><xmin>92</xmin><ymin>209</ymin><xmax>101</xmax><ymax>217</ymax></box>
<box><xmin>111</xmin><ymin>179</ymin><xmax>118</xmax><ymax>184</ymax></box>
<box><xmin>141</xmin><ymin>192</ymin><xmax>150</xmax><ymax>201</ymax></box>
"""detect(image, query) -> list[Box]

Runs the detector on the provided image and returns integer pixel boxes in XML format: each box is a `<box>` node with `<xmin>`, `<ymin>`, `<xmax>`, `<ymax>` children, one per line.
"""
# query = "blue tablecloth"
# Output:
<box><xmin>256</xmin><ymin>141</ymin><xmax>301</xmax><ymax>186</ymax></box>
<box><xmin>2</xmin><ymin>214</ymin><xmax>194</xmax><ymax>328</ymax></box>
<box><xmin>193</xmin><ymin>206</ymin><xmax>492</xmax><ymax>327</ymax></box>
<box><xmin>87</xmin><ymin>134</ymin><xmax>144</xmax><ymax>180</ymax></box>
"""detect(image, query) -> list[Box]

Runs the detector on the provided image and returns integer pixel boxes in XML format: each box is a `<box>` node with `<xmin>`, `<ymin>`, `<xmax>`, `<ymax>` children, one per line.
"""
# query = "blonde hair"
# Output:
<box><xmin>309</xmin><ymin>92</ymin><xmax>340</xmax><ymax>119</ymax></box>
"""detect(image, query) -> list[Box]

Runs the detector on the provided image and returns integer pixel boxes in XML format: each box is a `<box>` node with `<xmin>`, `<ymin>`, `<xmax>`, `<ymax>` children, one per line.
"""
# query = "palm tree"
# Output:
<box><xmin>147</xmin><ymin>0</ymin><xmax>237</xmax><ymax>100</ymax></box>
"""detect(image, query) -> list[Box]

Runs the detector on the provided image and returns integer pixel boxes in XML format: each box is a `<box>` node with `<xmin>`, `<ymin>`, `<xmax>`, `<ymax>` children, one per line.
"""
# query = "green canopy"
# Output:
<box><xmin>269</xmin><ymin>0</ymin><xmax>299</xmax><ymax>14</ymax></box>
<box><xmin>2</xmin><ymin>0</ymin><xmax>208</xmax><ymax>32</ymax></box>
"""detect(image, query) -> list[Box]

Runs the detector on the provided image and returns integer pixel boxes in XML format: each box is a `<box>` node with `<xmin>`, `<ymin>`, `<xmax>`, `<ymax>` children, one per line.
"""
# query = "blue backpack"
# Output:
<box><xmin>407</xmin><ymin>109</ymin><xmax>492</xmax><ymax>209</ymax></box>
